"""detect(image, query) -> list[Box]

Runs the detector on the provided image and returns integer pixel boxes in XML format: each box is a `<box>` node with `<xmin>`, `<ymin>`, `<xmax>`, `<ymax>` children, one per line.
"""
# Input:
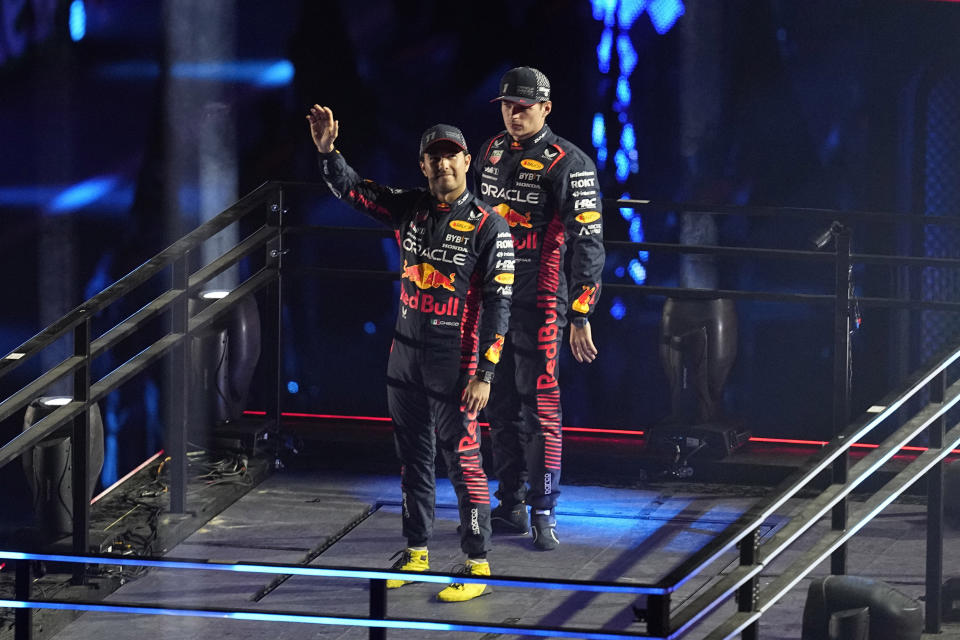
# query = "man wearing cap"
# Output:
<box><xmin>307</xmin><ymin>105</ymin><xmax>514</xmax><ymax>601</ymax></box>
<box><xmin>474</xmin><ymin>67</ymin><xmax>604</xmax><ymax>551</ymax></box>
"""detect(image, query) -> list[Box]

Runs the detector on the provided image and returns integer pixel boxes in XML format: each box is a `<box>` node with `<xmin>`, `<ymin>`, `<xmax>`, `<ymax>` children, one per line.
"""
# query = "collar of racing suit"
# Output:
<box><xmin>508</xmin><ymin>124</ymin><xmax>552</xmax><ymax>152</ymax></box>
<box><xmin>428</xmin><ymin>187</ymin><xmax>472</xmax><ymax>215</ymax></box>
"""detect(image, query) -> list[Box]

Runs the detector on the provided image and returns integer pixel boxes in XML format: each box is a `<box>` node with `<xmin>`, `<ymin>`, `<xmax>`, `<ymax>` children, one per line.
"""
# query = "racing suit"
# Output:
<box><xmin>474</xmin><ymin>124</ymin><xmax>604</xmax><ymax>512</ymax></box>
<box><xmin>320</xmin><ymin>151</ymin><xmax>514</xmax><ymax>557</ymax></box>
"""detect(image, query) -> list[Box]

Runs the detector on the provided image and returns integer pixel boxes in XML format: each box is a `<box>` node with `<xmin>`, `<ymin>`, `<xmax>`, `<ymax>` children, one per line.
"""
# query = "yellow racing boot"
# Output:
<box><xmin>386</xmin><ymin>548</ymin><xmax>429</xmax><ymax>589</ymax></box>
<box><xmin>436</xmin><ymin>559</ymin><xmax>491</xmax><ymax>602</ymax></box>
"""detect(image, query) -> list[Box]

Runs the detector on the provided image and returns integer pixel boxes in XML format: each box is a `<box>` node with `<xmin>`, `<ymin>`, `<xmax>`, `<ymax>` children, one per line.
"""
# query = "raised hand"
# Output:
<box><xmin>307</xmin><ymin>104</ymin><xmax>339</xmax><ymax>153</ymax></box>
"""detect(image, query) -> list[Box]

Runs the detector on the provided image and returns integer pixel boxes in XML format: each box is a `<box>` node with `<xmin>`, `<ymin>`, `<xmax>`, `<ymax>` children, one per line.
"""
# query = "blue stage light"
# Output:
<box><xmin>97</xmin><ymin>60</ymin><xmax>294</xmax><ymax>87</ymax></box>
<box><xmin>620</xmin><ymin>122</ymin><xmax>636</xmax><ymax>151</ymax></box>
<box><xmin>615</xmin><ymin>75</ymin><xmax>631</xmax><ymax>106</ymax></box>
<box><xmin>287</xmin><ymin>381</ymin><xmax>299</xmax><ymax>394</ymax></box>
<box><xmin>596</xmin><ymin>27</ymin><xmax>613</xmax><ymax>74</ymax></box>
<box><xmin>0</xmin><ymin>186</ymin><xmax>59</xmax><ymax>206</ymax></box>
<box><xmin>363</xmin><ymin>321</ymin><xmax>376</xmax><ymax>335</ymax></box>
<box><xmin>592</xmin><ymin>113</ymin><xmax>606</xmax><ymax>149</ymax></box>
<box><xmin>614</xmin><ymin>149</ymin><xmax>629</xmax><ymax>182</ymax></box>
<box><xmin>257</xmin><ymin>59</ymin><xmax>295</xmax><ymax>87</ymax></box>
<box><xmin>614</xmin><ymin>265</ymin><xmax>625</xmax><ymax>278</ymax></box>
<box><xmin>591</xmin><ymin>0</ymin><xmax>618</xmax><ymax>26</ymax></box>
<box><xmin>629</xmin><ymin>217</ymin><xmax>644</xmax><ymax>242</ymax></box>
<box><xmin>619</xmin><ymin>192</ymin><xmax>636</xmax><ymax>220</ymax></box>
<box><xmin>49</xmin><ymin>176</ymin><xmax>116</xmax><ymax>213</ymax></box>
<box><xmin>610</xmin><ymin>297</ymin><xmax>626</xmax><ymax>320</ymax></box>
<box><xmin>617</xmin><ymin>0</ymin><xmax>647</xmax><ymax>29</ymax></box>
<box><xmin>69</xmin><ymin>1</ymin><xmax>86</xmax><ymax>42</ymax></box>
<box><xmin>596</xmin><ymin>146</ymin><xmax>607</xmax><ymax>168</ymax></box>
<box><xmin>616</xmin><ymin>35</ymin><xmax>638</xmax><ymax>76</ymax></box>
<box><xmin>628</xmin><ymin>258</ymin><xmax>647</xmax><ymax>284</ymax></box>
<box><xmin>648</xmin><ymin>0</ymin><xmax>685</xmax><ymax>35</ymax></box>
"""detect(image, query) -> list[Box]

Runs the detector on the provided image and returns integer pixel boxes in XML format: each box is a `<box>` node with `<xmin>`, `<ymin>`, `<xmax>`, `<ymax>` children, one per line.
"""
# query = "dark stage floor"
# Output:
<box><xmin>21</xmin><ymin>458</ymin><xmax>960</xmax><ymax>640</ymax></box>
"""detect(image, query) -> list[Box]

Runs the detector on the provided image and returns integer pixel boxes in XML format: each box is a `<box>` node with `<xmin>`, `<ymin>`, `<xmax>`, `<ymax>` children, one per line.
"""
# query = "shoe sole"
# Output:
<box><xmin>437</xmin><ymin>586</ymin><xmax>493</xmax><ymax>602</ymax></box>
<box><xmin>531</xmin><ymin>527</ymin><xmax>559</xmax><ymax>551</ymax></box>
<box><xmin>491</xmin><ymin>519</ymin><xmax>529</xmax><ymax>535</ymax></box>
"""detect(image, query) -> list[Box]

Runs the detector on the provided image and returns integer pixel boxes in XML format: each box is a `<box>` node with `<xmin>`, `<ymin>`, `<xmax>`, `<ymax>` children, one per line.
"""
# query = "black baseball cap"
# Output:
<box><xmin>491</xmin><ymin>66</ymin><xmax>551</xmax><ymax>106</ymax></box>
<box><xmin>419</xmin><ymin>124</ymin><xmax>468</xmax><ymax>156</ymax></box>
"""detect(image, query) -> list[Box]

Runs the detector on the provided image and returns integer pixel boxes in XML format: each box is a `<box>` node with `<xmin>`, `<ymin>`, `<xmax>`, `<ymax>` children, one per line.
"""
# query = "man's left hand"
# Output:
<box><xmin>461</xmin><ymin>377</ymin><xmax>491</xmax><ymax>415</ymax></box>
<box><xmin>570</xmin><ymin>321</ymin><xmax>598</xmax><ymax>363</ymax></box>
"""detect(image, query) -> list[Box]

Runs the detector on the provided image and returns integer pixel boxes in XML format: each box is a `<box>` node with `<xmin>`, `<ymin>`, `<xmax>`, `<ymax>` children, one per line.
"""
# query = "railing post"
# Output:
<box><xmin>925</xmin><ymin>369</ymin><xmax>946</xmax><ymax>634</ymax></box>
<box><xmin>167</xmin><ymin>256</ymin><xmax>189</xmax><ymax>513</ymax></box>
<box><xmin>369</xmin><ymin>578</ymin><xmax>387</xmax><ymax>640</ymax></box>
<box><xmin>265</xmin><ymin>188</ymin><xmax>285</xmax><ymax>431</ymax></box>
<box><xmin>71</xmin><ymin>315</ymin><xmax>91</xmax><ymax>585</ymax></box>
<box><xmin>737</xmin><ymin>527</ymin><xmax>759</xmax><ymax>640</ymax></box>
<box><xmin>646</xmin><ymin>593</ymin><xmax>670</xmax><ymax>637</ymax></box>
<box><xmin>830</xmin><ymin>227</ymin><xmax>851</xmax><ymax>576</ymax></box>
<box><xmin>15</xmin><ymin>559</ymin><xmax>32</xmax><ymax>640</ymax></box>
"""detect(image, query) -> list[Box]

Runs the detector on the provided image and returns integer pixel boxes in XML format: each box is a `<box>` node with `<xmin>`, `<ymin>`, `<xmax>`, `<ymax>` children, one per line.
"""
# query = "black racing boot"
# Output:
<box><xmin>530</xmin><ymin>509</ymin><xmax>559</xmax><ymax>551</ymax></box>
<box><xmin>491</xmin><ymin>500</ymin><xmax>529</xmax><ymax>535</ymax></box>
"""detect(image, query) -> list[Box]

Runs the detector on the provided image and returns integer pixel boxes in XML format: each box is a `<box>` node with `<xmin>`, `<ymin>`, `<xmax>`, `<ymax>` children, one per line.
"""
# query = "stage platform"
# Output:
<box><xmin>25</xmin><ymin>460</ymin><xmax>960</xmax><ymax>640</ymax></box>
<box><xmin>0</xmin><ymin>422</ymin><xmax>960</xmax><ymax>640</ymax></box>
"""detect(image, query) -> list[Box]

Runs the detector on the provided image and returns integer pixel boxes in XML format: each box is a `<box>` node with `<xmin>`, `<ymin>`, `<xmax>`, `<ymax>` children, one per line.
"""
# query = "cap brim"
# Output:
<box><xmin>490</xmin><ymin>95</ymin><xmax>540</xmax><ymax>106</ymax></box>
<box><xmin>422</xmin><ymin>137</ymin><xmax>467</xmax><ymax>153</ymax></box>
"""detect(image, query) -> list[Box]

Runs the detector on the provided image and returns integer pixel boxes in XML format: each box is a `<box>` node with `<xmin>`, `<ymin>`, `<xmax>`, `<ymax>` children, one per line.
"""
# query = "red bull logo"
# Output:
<box><xmin>484</xmin><ymin>334</ymin><xmax>505</xmax><ymax>364</ymax></box>
<box><xmin>402</xmin><ymin>260</ymin><xmax>456</xmax><ymax>291</ymax></box>
<box><xmin>572</xmin><ymin>285</ymin><xmax>598</xmax><ymax>314</ymax></box>
<box><xmin>493</xmin><ymin>203</ymin><xmax>532</xmax><ymax>229</ymax></box>
<box><xmin>514</xmin><ymin>232</ymin><xmax>538</xmax><ymax>251</ymax></box>
<box><xmin>400</xmin><ymin>288</ymin><xmax>460</xmax><ymax>317</ymax></box>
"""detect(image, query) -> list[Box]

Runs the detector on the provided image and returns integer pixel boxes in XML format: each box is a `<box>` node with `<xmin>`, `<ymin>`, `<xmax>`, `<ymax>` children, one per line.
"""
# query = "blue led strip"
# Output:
<box><xmin>0</xmin><ymin>551</ymin><xmax>664</xmax><ymax>595</ymax></box>
<box><xmin>0</xmin><ymin>600</ymin><xmax>667</xmax><ymax>639</ymax></box>
<box><xmin>590</xmin><ymin>0</ymin><xmax>684</xmax><ymax>307</ymax></box>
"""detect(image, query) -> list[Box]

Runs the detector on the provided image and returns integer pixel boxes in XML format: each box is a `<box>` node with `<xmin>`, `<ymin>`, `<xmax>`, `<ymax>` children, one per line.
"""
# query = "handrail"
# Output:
<box><xmin>612</xmin><ymin>197</ymin><xmax>960</xmax><ymax>227</ymax></box>
<box><xmin>0</xmin><ymin>182</ymin><xmax>276</xmax><ymax>378</ymax></box>
<box><xmin>659</xmin><ymin>340</ymin><xmax>960</xmax><ymax>592</ymax></box>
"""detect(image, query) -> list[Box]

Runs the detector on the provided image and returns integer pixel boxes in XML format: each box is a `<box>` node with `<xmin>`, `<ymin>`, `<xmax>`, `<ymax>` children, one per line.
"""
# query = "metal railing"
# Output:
<box><xmin>2</xmin><ymin>185</ymin><xmax>960</xmax><ymax>638</ymax></box>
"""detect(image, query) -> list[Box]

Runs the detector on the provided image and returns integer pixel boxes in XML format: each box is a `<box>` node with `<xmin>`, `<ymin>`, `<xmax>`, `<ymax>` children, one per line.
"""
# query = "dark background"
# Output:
<box><xmin>2</xmin><ymin>0</ymin><xmax>960</xmax><ymax>487</ymax></box>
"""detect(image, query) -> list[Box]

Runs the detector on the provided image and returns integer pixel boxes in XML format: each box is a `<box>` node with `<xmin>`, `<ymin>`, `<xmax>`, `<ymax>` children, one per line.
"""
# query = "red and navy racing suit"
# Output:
<box><xmin>320</xmin><ymin>151</ymin><xmax>514</xmax><ymax>556</ymax></box>
<box><xmin>474</xmin><ymin>124</ymin><xmax>604</xmax><ymax>512</ymax></box>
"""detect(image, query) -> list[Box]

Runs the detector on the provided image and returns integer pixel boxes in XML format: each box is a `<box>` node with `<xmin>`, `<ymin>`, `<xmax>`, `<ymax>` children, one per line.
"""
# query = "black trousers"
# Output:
<box><xmin>486</xmin><ymin>303</ymin><xmax>564</xmax><ymax>511</ymax></box>
<box><xmin>386</xmin><ymin>339</ymin><xmax>491</xmax><ymax>557</ymax></box>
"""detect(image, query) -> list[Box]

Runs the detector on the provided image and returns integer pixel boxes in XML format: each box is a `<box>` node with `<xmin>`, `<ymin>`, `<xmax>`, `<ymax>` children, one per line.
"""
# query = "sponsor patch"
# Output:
<box><xmin>494</xmin><ymin>272</ymin><xmax>515</xmax><ymax>284</ymax></box>
<box><xmin>450</xmin><ymin>220</ymin><xmax>475</xmax><ymax>232</ymax></box>
<box><xmin>484</xmin><ymin>334</ymin><xmax>505</xmax><ymax>364</ymax></box>
<box><xmin>575</xmin><ymin>210</ymin><xmax>602</xmax><ymax>224</ymax></box>
<box><xmin>521</xmin><ymin>158</ymin><xmax>544</xmax><ymax>171</ymax></box>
